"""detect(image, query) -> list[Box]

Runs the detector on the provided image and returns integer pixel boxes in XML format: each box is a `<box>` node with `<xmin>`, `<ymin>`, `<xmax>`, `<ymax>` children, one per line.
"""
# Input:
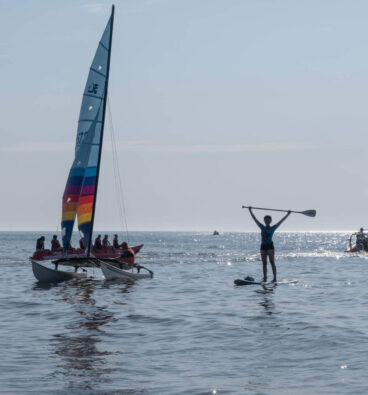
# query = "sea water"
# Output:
<box><xmin>0</xmin><ymin>231</ymin><xmax>367</xmax><ymax>394</ymax></box>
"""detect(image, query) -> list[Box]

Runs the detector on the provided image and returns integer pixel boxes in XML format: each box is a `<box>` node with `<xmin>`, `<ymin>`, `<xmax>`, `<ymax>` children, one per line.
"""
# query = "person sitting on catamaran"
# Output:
<box><xmin>248</xmin><ymin>207</ymin><xmax>291</xmax><ymax>283</ymax></box>
<box><xmin>51</xmin><ymin>235</ymin><xmax>62</xmax><ymax>252</ymax></box>
<box><xmin>103</xmin><ymin>235</ymin><xmax>110</xmax><ymax>248</ymax></box>
<box><xmin>94</xmin><ymin>235</ymin><xmax>103</xmax><ymax>249</ymax></box>
<box><xmin>113</xmin><ymin>234</ymin><xmax>120</xmax><ymax>249</ymax></box>
<box><xmin>120</xmin><ymin>242</ymin><xmax>135</xmax><ymax>265</ymax></box>
<box><xmin>36</xmin><ymin>236</ymin><xmax>45</xmax><ymax>251</ymax></box>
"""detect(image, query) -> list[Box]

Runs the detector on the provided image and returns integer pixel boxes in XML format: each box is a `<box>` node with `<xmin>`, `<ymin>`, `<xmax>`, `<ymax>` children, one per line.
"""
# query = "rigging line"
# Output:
<box><xmin>108</xmin><ymin>98</ymin><xmax>125</xmax><ymax>235</ymax></box>
<box><xmin>109</xmin><ymin>116</ymin><xmax>126</xmax><ymax>239</ymax></box>
<box><xmin>111</xmin><ymin>117</ymin><xmax>127</xmax><ymax>238</ymax></box>
<box><xmin>107</xmin><ymin>95</ymin><xmax>130</xmax><ymax>243</ymax></box>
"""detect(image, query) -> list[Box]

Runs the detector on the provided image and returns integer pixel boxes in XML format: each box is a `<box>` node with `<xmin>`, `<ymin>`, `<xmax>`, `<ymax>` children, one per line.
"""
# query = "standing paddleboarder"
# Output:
<box><xmin>248</xmin><ymin>207</ymin><xmax>291</xmax><ymax>283</ymax></box>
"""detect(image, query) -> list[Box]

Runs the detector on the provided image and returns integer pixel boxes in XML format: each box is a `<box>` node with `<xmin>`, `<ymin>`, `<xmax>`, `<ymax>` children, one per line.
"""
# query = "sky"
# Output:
<box><xmin>0</xmin><ymin>0</ymin><xmax>368</xmax><ymax>231</ymax></box>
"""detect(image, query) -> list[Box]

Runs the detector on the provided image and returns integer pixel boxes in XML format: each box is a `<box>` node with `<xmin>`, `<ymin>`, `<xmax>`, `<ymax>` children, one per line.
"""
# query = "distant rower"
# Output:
<box><xmin>248</xmin><ymin>207</ymin><xmax>291</xmax><ymax>283</ymax></box>
<box><xmin>356</xmin><ymin>227</ymin><xmax>367</xmax><ymax>251</ymax></box>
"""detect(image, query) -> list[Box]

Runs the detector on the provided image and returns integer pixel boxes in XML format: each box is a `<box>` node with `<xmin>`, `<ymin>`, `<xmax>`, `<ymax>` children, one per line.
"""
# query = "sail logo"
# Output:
<box><xmin>88</xmin><ymin>83</ymin><xmax>99</xmax><ymax>94</ymax></box>
<box><xmin>76</xmin><ymin>131</ymin><xmax>88</xmax><ymax>146</ymax></box>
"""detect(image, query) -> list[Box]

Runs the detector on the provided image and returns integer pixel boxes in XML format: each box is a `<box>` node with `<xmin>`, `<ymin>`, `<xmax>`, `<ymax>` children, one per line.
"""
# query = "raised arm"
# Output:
<box><xmin>248</xmin><ymin>207</ymin><xmax>261</xmax><ymax>227</ymax></box>
<box><xmin>275</xmin><ymin>211</ymin><xmax>291</xmax><ymax>228</ymax></box>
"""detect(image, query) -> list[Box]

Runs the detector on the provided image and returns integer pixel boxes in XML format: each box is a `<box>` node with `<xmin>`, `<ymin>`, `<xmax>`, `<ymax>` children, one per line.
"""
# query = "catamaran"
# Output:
<box><xmin>31</xmin><ymin>5</ymin><xmax>153</xmax><ymax>282</ymax></box>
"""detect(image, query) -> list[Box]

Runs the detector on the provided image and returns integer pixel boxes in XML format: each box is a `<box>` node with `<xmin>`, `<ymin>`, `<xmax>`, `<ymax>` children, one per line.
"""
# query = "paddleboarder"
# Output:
<box><xmin>248</xmin><ymin>207</ymin><xmax>291</xmax><ymax>283</ymax></box>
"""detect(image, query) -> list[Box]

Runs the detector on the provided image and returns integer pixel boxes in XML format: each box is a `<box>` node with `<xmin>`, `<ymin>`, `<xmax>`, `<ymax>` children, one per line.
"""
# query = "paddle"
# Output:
<box><xmin>242</xmin><ymin>205</ymin><xmax>316</xmax><ymax>217</ymax></box>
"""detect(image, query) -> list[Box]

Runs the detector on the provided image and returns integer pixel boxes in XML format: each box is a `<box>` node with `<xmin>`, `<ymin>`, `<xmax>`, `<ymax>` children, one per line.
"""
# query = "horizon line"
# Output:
<box><xmin>0</xmin><ymin>141</ymin><xmax>313</xmax><ymax>154</ymax></box>
<box><xmin>0</xmin><ymin>229</ymin><xmax>356</xmax><ymax>233</ymax></box>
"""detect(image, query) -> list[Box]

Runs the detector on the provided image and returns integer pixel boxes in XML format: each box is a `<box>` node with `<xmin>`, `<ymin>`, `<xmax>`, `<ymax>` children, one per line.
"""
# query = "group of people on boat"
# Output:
<box><xmin>93</xmin><ymin>234</ymin><xmax>128</xmax><ymax>250</ymax></box>
<box><xmin>36</xmin><ymin>235</ymin><xmax>63</xmax><ymax>252</ymax></box>
<box><xmin>36</xmin><ymin>234</ymin><xmax>136</xmax><ymax>265</ymax></box>
<box><xmin>36</xmin><ymin>235</ymin><xmax>79</xmax><ymax>252</ymax></box>
<box><xmin>36</xmin><ymin>233</ymin><xmax>135</xmax><ymax>256</ymax></box>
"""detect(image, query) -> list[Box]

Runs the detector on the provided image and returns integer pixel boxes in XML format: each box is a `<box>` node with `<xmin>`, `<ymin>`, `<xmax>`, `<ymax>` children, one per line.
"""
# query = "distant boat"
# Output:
<box><xmin>31</xmin><ymin>5</ymin><xmax>152</xmax><ymax>283</ymax></box>
<box><xmin>213</xmin><ymin>230</ymin><xmax>220</xmax><ymax>236</ymax></box>
<box><xmin>345</xmin><ymin>231</ymin><xmax>368</xmax><ymax>253</ymax></box>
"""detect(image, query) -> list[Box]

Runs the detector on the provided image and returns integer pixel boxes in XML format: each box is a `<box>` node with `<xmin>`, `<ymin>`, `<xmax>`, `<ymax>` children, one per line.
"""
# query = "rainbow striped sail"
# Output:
<box><xmin>61</xmin><ymin>6</ymin><xmax>114</xmax><ymax>252</ymax></box>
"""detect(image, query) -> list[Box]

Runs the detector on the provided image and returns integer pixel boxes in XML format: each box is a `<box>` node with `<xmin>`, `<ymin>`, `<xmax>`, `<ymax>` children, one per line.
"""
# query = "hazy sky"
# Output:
<box><xmin>1</xmin><ymin>0</ymin><xmax>368</xmax><ymax>231</ymax></box>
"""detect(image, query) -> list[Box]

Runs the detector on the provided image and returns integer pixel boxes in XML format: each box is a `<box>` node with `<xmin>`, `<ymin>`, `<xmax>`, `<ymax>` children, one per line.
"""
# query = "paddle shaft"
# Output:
<box><xmin>242</xmin><ymin>206</ymin><xmax>304</xmax><ymax>215</ymax></box>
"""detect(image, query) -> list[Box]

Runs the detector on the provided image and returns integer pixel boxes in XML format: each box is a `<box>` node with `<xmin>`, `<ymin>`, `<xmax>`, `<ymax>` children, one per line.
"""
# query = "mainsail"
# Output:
<box><xmin>61</xmin><ymin>5</ymin><xmax>114</xmax><ymax>253</ymax></box>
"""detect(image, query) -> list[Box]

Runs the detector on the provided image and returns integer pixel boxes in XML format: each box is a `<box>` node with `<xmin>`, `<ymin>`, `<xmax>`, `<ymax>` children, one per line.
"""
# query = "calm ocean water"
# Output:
<box><xmin>1</xmin><ymin>231</ymin><xmax>368</xmax><ymax>394</ymax></box>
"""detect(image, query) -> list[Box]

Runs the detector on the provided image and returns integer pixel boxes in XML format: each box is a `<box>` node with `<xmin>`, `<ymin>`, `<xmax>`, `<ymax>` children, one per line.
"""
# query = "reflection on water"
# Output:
<box><xmin>259</xmin><ymin>295</ymin><xmax>275</xmax><ymax>316</ymax></box>
<box><xmin>4</xmin><ymin>231</ymin><xmax>368</xmax><ymax>394</ymax></box>
<box><xmin>32</xmin><ymin>282</ymin><xmax>56</xmax><ymax>291</ymax></box>
<box><xmin>102</xmin><ymin>279</ymin><xmax>136</xmax><ymax>294</ymax></box>
<box><xmin>50</xmin><ymin>279</ymin><xmax>116</xmax><ymax>391</ymax></box>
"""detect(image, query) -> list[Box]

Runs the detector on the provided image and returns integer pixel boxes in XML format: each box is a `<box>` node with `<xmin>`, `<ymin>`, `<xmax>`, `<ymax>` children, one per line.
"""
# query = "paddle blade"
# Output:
<box><xmin>301</xmin><ymin>209</ymin><xmax>316</xmax><ymax>217</ymax></box>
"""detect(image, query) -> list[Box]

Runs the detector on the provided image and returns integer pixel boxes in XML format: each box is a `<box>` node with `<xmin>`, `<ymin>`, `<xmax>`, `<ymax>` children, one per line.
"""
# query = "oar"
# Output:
<box><xmin>242</xmin><ymin>205</ymin><xmax>316</xmax><ymax>217</ymax></box>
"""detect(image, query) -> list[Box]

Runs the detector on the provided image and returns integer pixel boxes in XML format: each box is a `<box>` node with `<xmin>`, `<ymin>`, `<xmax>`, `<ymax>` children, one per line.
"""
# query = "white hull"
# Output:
<box><xmin>99</xmin><ymin>260</ymin><xmax>153</xmax><ymax>280</ymax></box>
<box><xmin>31</xmin><ymin>260</ymin><xmax>87</xmax><ymax>283</ymax></box>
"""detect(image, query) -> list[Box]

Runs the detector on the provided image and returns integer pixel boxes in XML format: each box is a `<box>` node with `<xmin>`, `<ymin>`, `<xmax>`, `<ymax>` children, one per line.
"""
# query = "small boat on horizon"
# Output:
<box><xmin>345</xmin><ymin>230</ymin><xmax>368</xmax><ymax>253</ymax></box>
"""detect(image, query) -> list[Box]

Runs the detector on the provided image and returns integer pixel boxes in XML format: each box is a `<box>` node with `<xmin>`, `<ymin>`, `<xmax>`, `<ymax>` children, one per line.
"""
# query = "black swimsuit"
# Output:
<box><xmin>259</xmin><ymin>224</ymin><xmax>277</xmax><ymax>251</ymax></box>
<box><xmin>260</xmin><ymin>242</ymin><xmax>274</xmax><ymax>251</ymax></box>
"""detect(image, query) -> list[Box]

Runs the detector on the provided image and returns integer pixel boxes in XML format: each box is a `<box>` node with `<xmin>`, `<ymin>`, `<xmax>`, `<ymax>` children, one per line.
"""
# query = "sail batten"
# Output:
<box><xmin>84</xmin><ymin>93</ymin><xmax>104</xmax><ymax>100</ymax></box>
<box><xmin>90</xmin><ymin>68</ymin><xmax>106</xmax><ymax>78</ymax></box>
<box><xmin>61</xmin><ymin>7</ymin><xmax>114</xmax><ymax>251</ymax></box>
<box><xmin>99</xmin><ymin>42</ymin><xmax>109</xmax><ymax>51</ymax></box>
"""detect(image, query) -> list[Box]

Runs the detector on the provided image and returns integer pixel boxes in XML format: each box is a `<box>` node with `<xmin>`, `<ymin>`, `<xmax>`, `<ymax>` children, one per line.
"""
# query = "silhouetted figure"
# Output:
<box><xmin>79</xmin><ymin>238</ymin><xmax>85</xmax><ymax>249</ymax></box>
<box><xmin>51</xmin><ymin>235</ymin><xmax>62</xmax><ymax>252</ymax></box>
<box><xmin>356</xmin><ymin>228</ymin><xmax>366</xmax><ymax>251</ymax></box>
<box><xmin>102</xmin><ymin>234</ymin><xmax>110</xmax><ymax>248</ymax></box>
<box><xmin>248</xmin><ymin>207</ymin><xmax>291</xmax><ymax>283</ymax></box>
<box><xmin>120</xmin><ymin>241</ymin><xmax>135</xmax><ymax>265</ymax></box>
<box><xmin>36</xmin><ymin>236</ymin><xmax>45</xmax><ymax>251</ymax></box>
<box><xmin>113</xmin><ymin>234</ymin><xmax>120</xmax><ymax>249</ymax></box>
<box><xmin>94</xmin><ymin>235</ymin><xmax>102</xmax><ymax>249</ymax></box>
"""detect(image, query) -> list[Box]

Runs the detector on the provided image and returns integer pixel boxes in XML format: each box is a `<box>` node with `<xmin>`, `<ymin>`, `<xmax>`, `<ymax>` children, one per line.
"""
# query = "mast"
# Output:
<box><xmin>87</xmin><ymin>4</ymin><xmax>115</xmax><ymax>256</ymax></box>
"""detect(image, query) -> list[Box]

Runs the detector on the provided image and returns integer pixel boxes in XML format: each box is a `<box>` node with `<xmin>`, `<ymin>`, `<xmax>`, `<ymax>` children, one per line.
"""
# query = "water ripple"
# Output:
<box><xmin>1</xmin><ymin>231</ymin><xmax>368</xmax><ymax>394</ymax></box>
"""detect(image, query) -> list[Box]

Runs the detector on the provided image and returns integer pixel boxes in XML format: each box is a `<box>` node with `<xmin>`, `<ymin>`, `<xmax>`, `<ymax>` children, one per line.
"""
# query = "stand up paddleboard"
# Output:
<box><xmin>234</xmin><ymin>278</ymin><xmax>298</xmax><ymax>286</ymax></box>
